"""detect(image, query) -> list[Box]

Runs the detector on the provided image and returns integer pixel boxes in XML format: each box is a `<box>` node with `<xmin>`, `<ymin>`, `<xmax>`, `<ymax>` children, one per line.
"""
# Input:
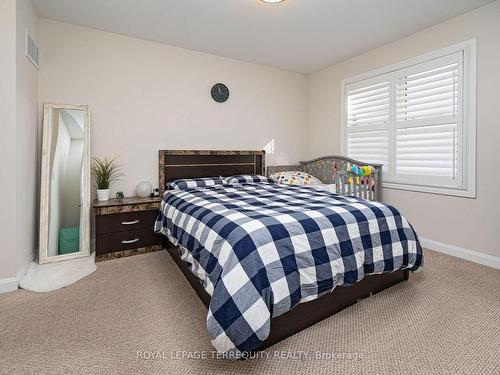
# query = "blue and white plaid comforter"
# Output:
<box><xmin>154</xmin><ymin>183</ymin><xmax>423</xmax><ymax>354</ymax></box>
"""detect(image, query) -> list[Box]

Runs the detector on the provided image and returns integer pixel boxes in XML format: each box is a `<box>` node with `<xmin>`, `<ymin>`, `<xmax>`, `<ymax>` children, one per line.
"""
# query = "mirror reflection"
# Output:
<box><xmin>48</xmin><ymin>109</ymin><xmax>85</xmax><ymax>256</ymax></box>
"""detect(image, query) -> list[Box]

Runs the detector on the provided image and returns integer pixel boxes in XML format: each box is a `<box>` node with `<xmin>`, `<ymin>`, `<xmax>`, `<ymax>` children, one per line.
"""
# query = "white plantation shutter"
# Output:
<box><xmin>347</xmin><ymin>81</ymin><xmax>390</xmax><ymax>127</ymax></box>
<box><xmin>394</xmin><ymin>53</ymin><xmax>462</xmax><ymax>187</ymax></box>
<box><xmin>347</xmin><ymin>130</ymin><xmax>389</xmax><ymax>172</ymax></box>
<box><xmin>396</xmin><ymin>63</ymin><xmax>459</xmax><ymax>122</ymax></box>
<box><xmin>346</xmin><ymin>78</ymin><xmax>390</xmax><ymax>173</ymax></box>
<box><xmin>343</xmin><ymin>42</ymin><xmax>475</xmax><ymax>195</ymax></box>
<box><xmin>396</xmin><ymin>124</ymin><xmax>458</xmax><ymax>177</ymax></box>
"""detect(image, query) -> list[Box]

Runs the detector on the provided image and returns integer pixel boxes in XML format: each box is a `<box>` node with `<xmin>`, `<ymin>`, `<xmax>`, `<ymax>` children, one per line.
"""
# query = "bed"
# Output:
<box><xmin>155</xmin><ymin>150</ymin><xmax>423</xmax><ymax>357</ymax></box>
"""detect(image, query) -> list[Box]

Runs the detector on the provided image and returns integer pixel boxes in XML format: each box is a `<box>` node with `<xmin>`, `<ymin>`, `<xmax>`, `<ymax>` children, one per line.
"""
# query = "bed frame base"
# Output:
<box><xmin>166</xmin><ymin>246</ymin><xmax>409</xmax><ymax>351</ymax></box>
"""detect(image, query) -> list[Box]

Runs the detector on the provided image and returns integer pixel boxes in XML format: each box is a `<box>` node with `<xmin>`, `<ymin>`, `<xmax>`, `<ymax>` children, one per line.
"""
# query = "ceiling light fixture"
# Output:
<box><xmin>261</xmin><ymin>0</ymin><xmax>285</xmax><ymax>4</ymax></box>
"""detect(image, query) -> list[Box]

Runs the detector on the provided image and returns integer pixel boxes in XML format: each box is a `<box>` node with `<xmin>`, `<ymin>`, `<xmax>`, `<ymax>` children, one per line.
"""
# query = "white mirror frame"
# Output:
<box><xmin>39</xmin><ymin>103</ymin><xmax>91</xmax><ymax>264</ymax></box>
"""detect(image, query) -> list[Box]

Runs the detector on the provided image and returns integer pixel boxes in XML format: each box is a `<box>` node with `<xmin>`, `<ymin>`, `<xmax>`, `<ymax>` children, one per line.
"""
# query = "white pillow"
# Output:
<box><xmin>270</xmin><ymin>171</ymin><xmax>322</xmax><ymax>186</ymax></box>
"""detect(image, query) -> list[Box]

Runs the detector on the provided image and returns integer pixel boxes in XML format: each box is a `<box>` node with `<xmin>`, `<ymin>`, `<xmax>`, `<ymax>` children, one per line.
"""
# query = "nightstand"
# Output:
<box><xmin>93</xmin><ymin>196</ymin><xmax>163</xmax><ymax>262</ymax></box>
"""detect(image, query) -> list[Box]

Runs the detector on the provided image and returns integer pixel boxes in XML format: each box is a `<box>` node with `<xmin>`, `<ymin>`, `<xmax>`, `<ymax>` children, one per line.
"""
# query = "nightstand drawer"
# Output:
<box><xmin>96</xmin><ymin>210</ymin><xmax>158</xmax><ymax>234</ymax></box>
<box><xmin>96</xmin><ymin>227</ymin><xmax>161</xmax><ymax>254</ymax></box>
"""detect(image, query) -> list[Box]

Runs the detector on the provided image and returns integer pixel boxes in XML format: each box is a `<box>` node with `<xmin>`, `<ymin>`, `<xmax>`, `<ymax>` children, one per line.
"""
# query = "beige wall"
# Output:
<box><xmin>16</xmin><ymin>0</ymin><xmax>39</xmax><ymax>273</ymax></box>
<box><xmin>0</xmin><ymin>0</ymin><xmax>18</xmax><ymax>281</ymax></box>
<box><xmin>307</xmin><ymin>1</ymin><xmax>500</xmax><ymax>258</ymax></box>
<box><xmin>38</xmin><ymin>19</ymin><xmax>309</xmax><ymax>197</ymax></box>
<box><xmin>0</xmin><ymin>0</ymin><xmax>39</xmax><ymax>284</ymax></box>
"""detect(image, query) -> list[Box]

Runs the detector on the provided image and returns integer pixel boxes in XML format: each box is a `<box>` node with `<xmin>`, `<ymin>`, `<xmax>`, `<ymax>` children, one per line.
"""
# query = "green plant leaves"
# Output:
<box><xmin>91</xmin><ymin>156</ymin><xmax>124</xmax><ymax>190</ymax></box>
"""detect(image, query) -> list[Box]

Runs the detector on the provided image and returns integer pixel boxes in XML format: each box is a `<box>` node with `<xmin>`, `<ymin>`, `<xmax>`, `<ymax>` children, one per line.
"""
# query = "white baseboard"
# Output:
<box><xmin>0</xmin><ymin>249</ymin><xmax>38</xmax><ymax>294</ymax></box>
<box><xmin>0</xmin><ymin>276</ymin><xmax>19</xmax><ymax>294</ymax></box>
<box><xmin>420</xmin><ymin>238</ymin><xmax>500</xmax><ymax>270</ymax></box>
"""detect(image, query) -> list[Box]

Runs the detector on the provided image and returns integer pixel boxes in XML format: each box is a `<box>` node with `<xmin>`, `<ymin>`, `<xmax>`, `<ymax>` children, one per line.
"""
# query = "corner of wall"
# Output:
<box><xmin>0</xmin><ymin>0</ymin><xmax>18</xmax><ymax>282</ymax></box>
<box><xmin>14</xmin><ymin>0</ymin><xmax>40</xmax><ymax>275</ymax></box>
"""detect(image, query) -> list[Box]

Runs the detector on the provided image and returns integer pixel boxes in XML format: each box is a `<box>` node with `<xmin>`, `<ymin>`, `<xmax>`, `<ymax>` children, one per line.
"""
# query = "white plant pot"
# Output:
<box><xmin>97</xmin><ymin>189</ymin><xmax>110</xmax><ymax>201</ymax></box>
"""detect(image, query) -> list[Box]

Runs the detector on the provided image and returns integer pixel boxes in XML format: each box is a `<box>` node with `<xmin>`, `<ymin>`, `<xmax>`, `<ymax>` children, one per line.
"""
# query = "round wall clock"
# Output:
<box><xmin>211</xmin><ymin>83</ymin><xmax>230</xmax><ymax>103</ymax></box>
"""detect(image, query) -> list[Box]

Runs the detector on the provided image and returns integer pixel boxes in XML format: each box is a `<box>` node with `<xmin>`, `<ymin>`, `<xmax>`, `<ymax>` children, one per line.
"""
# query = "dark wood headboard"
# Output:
<box><xmin>159</xmin><ymin>150</ymin><xmax>265</xmax><ymax>194</ymax></box>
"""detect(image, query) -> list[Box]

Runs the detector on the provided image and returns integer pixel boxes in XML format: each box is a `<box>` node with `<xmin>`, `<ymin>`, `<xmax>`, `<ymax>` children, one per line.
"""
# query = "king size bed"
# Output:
<box><xmin>154</xmin><ymin>150</ymin><xmax>423</xmax><ymax>357</ymax></box>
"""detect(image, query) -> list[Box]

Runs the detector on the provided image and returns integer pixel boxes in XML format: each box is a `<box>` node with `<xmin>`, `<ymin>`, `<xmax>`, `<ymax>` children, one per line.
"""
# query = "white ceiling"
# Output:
<box><xmin>32</xmin><ymin>0</ymin><xmax>494</xmax><ymax>74</ymax></box>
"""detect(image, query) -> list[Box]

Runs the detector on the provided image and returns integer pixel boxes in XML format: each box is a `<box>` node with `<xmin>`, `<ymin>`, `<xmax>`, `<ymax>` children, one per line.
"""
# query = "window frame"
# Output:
<box><xmin>340</xmin><ymin>39</ymin><xmax>476</xmax><ymax>198</ymax></box>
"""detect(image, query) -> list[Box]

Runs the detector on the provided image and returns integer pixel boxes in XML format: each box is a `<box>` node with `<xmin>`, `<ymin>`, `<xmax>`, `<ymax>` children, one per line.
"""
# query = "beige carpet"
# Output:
<box><xmin>1</xmin><ymin>249</ymin><xmax>499</xmax><ymax>375</ymax></box>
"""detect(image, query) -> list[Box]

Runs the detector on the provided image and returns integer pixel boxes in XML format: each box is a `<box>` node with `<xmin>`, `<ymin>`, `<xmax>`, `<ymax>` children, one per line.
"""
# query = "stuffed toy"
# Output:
<box><xmin>348</xmin><ymin>164</ymin><xmax>374</xmax><ymax>185</ymax></box>
<box><xmin>350</xmin><ymin>165</ymin><xmax>363</xmax><ymax>176</ymax></box>
<box><xmin>361</xmin><ymin>165</ymin><xmax>372</xmax><ymax>177</ymax></box>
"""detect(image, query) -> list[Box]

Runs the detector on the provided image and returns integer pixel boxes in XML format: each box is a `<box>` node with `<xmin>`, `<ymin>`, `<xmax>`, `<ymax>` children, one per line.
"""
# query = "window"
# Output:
<box><xmin>342</xmin><ymin>40</ymin><xmax>476</xmax><ymax>197</ymax></box>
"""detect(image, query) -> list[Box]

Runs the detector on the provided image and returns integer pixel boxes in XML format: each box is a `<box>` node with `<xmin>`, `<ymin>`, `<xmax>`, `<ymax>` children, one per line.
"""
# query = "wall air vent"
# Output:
<box><xmin>25</xmin><ymin>29</ymin><xmax>39</xmax><ymax>70</ymax></box>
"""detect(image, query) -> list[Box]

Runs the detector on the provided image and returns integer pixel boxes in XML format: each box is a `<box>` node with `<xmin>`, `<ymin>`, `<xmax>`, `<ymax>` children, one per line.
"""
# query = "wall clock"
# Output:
<box><xmin>211</xmin><ymin>83</ymin><xmax>230</xmax><ymax>103</ymax></box>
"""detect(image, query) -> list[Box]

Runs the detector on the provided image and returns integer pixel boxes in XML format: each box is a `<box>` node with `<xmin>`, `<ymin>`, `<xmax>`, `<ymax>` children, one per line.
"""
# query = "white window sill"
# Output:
<box><xmin>382</xmin><ymin>182</ymin><xmax>476</xmax><ymax>199</ymax></box>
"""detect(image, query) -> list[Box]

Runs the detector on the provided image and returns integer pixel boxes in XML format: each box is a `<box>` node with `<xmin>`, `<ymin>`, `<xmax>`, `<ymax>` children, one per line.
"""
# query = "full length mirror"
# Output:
<box><xmin>39</xmin><ymin>104</ymin><xmax>90</xmax><ymax>264</ymax></box>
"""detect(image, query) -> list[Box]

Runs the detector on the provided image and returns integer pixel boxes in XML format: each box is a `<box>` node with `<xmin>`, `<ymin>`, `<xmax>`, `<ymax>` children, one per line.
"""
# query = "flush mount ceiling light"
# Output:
<box><xmin>261</xmin><ymin>0</ymin><xmax>285</xmax><ymax>4</ymax></box>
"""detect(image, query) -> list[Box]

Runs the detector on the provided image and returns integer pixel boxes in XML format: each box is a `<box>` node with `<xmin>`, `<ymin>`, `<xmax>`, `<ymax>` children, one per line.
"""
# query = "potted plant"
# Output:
<box><xmin>91</xmin><ymin>157</ymin><xmax>124</xmax><ymax>201</ymax></box>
